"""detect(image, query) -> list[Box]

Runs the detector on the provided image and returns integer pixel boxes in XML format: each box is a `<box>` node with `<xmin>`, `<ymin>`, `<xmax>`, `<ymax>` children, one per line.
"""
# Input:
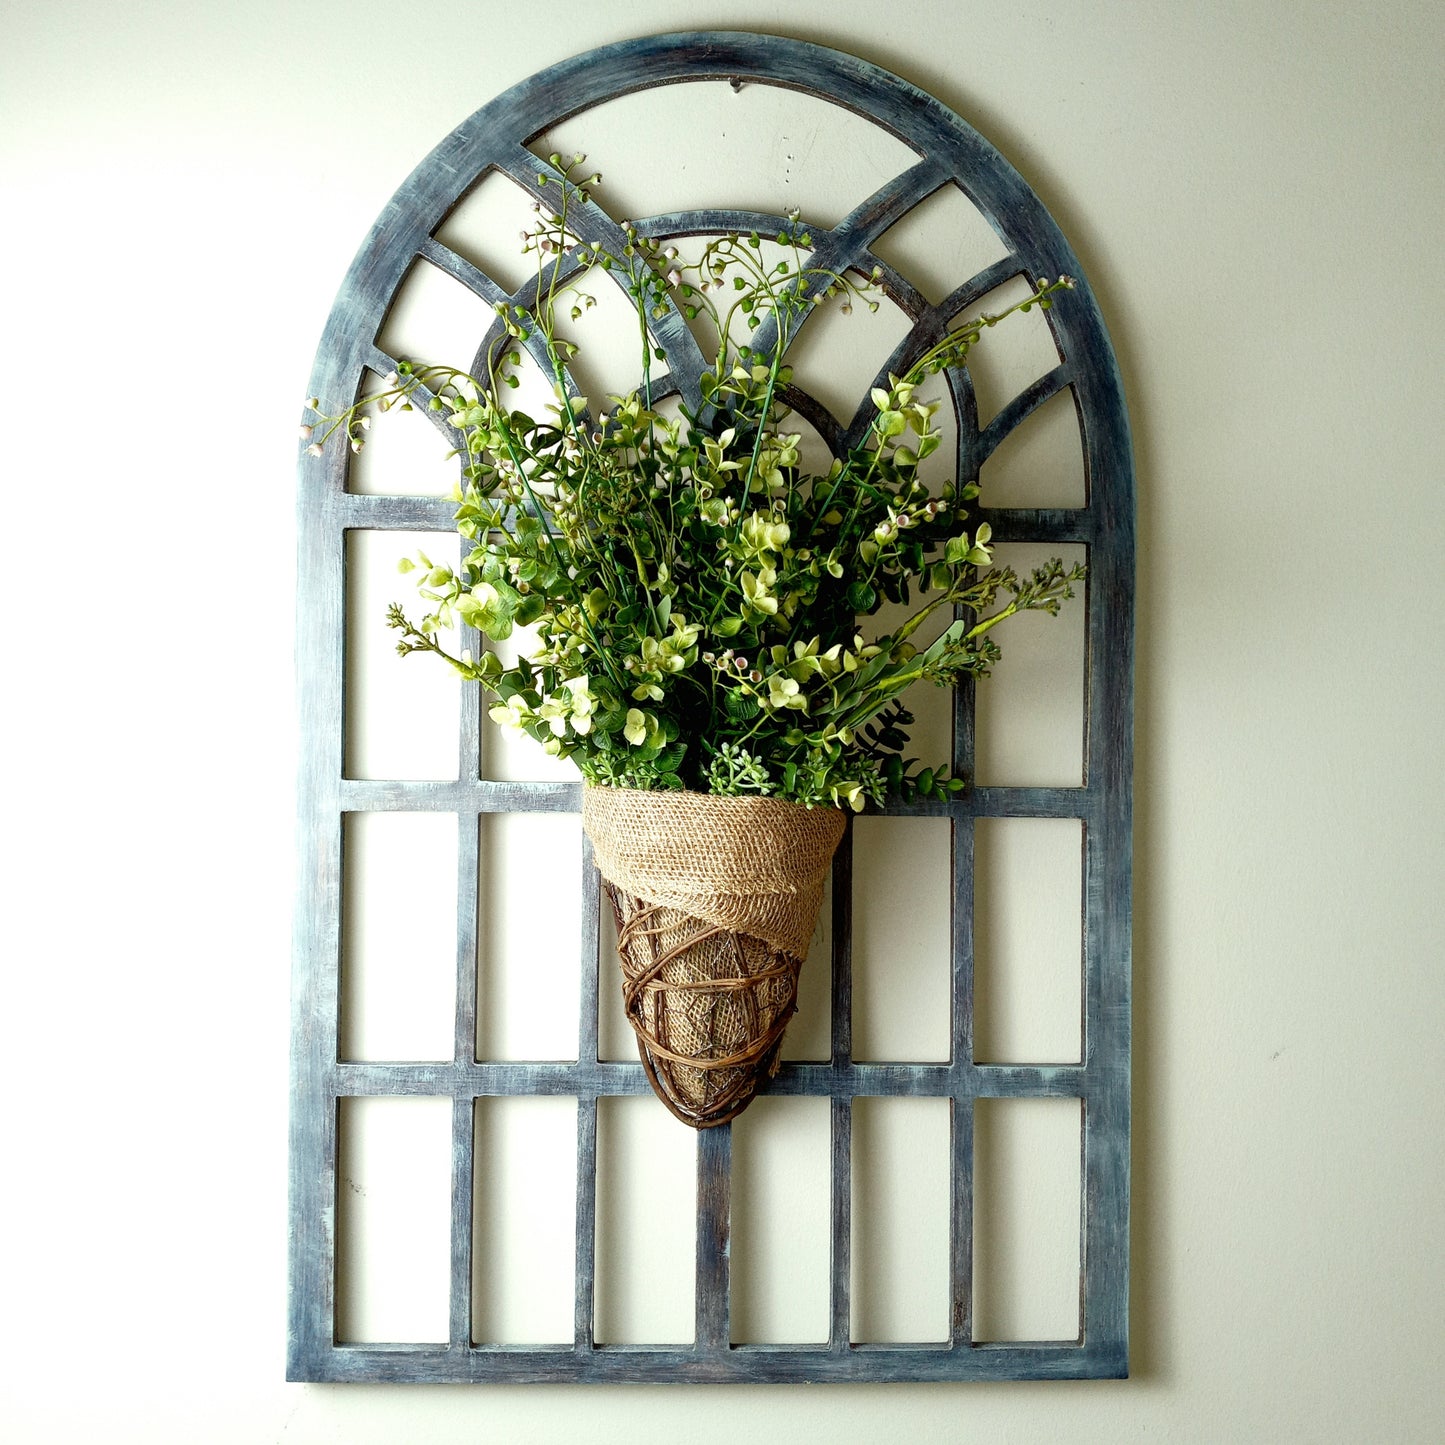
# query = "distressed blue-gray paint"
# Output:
<box><xmin>290</xmin><ymin>29</ymin><xmax>1134</xmax><ymax>1385</ymax></box>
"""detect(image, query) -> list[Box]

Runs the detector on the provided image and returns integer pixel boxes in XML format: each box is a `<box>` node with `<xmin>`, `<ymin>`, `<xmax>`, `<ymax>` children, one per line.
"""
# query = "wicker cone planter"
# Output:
<box><xmin>582</xmin><ymin>786</ymin><xmax>847</xmax><ymax>1128</ymax></box>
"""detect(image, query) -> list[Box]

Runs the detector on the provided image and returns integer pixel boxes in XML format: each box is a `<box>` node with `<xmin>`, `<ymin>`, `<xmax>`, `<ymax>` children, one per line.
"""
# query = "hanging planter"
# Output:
<box><xmin>584</xmin><ymin>785</ymin><xmax>844</xmax><ymax>1127</ymax></box>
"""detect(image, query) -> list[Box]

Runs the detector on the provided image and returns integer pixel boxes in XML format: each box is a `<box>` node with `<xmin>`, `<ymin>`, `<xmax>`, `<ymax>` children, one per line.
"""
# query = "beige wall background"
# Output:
<box><xmin>4</xmin><ymin>1</ymin><xmax>1442</xmax><ymax>1440</ymax></box>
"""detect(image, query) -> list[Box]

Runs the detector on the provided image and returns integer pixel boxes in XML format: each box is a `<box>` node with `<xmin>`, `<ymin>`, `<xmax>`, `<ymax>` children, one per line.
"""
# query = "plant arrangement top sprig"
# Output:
<box><xmin>301</xmin><ymin>154</ymin><xmax>1084</xmax><ymax>810</ymax></box>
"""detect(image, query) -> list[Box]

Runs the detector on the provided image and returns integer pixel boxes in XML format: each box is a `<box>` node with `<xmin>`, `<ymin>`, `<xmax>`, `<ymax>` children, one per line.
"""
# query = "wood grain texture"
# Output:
<box><xmin>289</xmin><ymin>29</ymin><xmax>1133</xmax><ymax>1385</ymax></box>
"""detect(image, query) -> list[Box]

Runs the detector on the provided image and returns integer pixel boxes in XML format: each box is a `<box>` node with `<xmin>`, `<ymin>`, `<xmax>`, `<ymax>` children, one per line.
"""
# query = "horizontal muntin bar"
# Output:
<box><xmin>891</xmin><ymin>786</ymin><xmax>1095</xmax><ymax>820</ymax></box>
<box><xmin>294</xmin><ymin>1337</ymin><xmax>1123</xmax><ymax>1384</ymax></box>
<box><xmin>333</xmin><ymin>780</ymin><xmax>1096</xmax><ymax>819</ymax></box>
<box><xmin>338</xmin><ymin>779</ymin><xmax>583</xmax><ymax>812</ymax></box>
<box><xmin>327</xmin><ymin>1059</ymin><xmax>1087</xmax><ymax>1099</ymax></box>
<box><xmin>976</xmin><ymin>506</ymin><xmax>1095</xmax><ymax>544</ymax></box>
<box><xmin>329</xmin><ymin>492</ymin><xmax>457</xmax><ymax>529</ymax></box>
<box><xmin>324</xmin><ymin>491</ymin><xmax>1100</xmax><ymax>545</ymax></box>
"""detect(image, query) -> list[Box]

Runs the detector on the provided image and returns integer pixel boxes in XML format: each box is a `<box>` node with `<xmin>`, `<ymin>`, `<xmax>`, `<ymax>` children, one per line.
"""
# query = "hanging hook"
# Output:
<box><xmin>729</xmin><ymin>76</ymin><xmax>743</xmax><ymax>93</ymax></box>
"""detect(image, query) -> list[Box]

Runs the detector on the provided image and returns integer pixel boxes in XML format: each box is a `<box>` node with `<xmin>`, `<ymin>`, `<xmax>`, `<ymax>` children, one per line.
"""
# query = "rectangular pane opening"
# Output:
<box><xmin>475</xmin><ymin>812</ymin><xmax>582</xmax><ymax>1061</ymax></box>
<box><xmin>972</xmin><ymin>1097</ymin><xmax>1082</xmax><ymax>1342</ymax></box>
<box><xmin>850</xmin><ymin>1096</ymin><xmax>950</xmax><ymax>1342</ymax></box>
<box><xmin>730</xmin><ymin>1097</ymin><xmax>830</xmax><ymax>1343</ymax></box>
<box><xmin>344</xmin><ymin>529</ymin><xmax>459</xmax><ymax>781</ymax></box>
<box><xmin>593</xmin><ymin>1096</ymin><xmax>696</xmax><ymax>1344</ymax></box>
<box><xmin>973</xmin><ymin>818</ymin><xmax>1083</xmax><ymax>1064</ymax></box>
<box><xmin>852</xmin><ymin>817</ymin><xmax>952</xmax><ymax>1062</ymax></box>
<box><xmin>335</xmin><ymin>1096</ymin><xmax>452</xmax><ymax>1344</ymax></box>
<box><xmin>471</xmin><ymin>1096</ymin><xmax>577</xmax><ymax>1344</ymax></box>
<box><xmin>341</xmin><ymin>811</ymin><xmax>457</xmax><ymax>1062</ymax></box>
<box><xmin>973</xmin><ymin>543</ymin><xmax>1087</xmax><ymax>788</ymax></box>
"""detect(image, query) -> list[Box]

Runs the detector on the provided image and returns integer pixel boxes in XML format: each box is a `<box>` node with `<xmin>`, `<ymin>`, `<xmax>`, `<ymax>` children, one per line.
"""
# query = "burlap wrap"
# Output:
<box><xmin>583</xmin><ymin>786</ymin><xmax>846</xmax><ymax>960</ymax></box>
<box><xmin>582</xmin><ymin>786</ymin><xmax>847</xmax><ymax>1127</ymax></box>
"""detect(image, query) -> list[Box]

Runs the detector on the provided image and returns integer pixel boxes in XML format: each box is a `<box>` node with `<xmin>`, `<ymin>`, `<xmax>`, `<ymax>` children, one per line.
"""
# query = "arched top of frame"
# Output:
<box><xmin>305</xmin><ymin>31</ymin><xmax>1133</xmax><ymax>564</ymax></box>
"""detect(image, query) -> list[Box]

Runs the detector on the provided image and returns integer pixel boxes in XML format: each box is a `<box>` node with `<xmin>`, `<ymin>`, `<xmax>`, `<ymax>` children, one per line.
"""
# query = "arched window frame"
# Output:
<box><xmin>289</xmin><ymin>31</ymin><xmax>1134</xmax><ymax>1384</ymax></box>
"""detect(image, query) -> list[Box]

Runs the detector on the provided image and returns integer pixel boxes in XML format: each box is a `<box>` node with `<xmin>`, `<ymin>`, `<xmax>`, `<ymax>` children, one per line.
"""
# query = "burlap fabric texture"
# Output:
<box><xmin>582</xmin><ymin>786</ymin><xmax>847</xmax><ymax>1128</ymax></box>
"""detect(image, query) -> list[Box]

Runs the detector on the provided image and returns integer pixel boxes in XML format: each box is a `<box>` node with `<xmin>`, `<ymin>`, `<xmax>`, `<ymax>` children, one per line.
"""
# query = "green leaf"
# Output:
<box><xmin>723</xmin><ymin>691</ymin><xmax>761</xmax><ymax>721</ymax></box>
<box><xmin>655</xmin><ymin>742</ymin><xmax>687</xmax><ymax>774</ymax></box>
<box><xmin>455</xmin><ymin>579</ymin><xmax>518</xmax><ymax>641</ymax></box>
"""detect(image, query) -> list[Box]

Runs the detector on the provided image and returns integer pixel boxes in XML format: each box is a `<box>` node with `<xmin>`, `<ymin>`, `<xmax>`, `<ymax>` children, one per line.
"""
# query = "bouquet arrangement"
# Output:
<box><xmin>304</xmin><ymin>155</ymin><xmax>1083</xmax><ymax>1123</ymax></box>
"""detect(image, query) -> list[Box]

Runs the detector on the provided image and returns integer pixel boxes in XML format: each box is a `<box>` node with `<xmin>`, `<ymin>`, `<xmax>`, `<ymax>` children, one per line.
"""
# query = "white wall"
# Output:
<box><xmin>4</xmin><ymin>2</ymin><xmax>1442</xmax><ymax>1440</ymax></box>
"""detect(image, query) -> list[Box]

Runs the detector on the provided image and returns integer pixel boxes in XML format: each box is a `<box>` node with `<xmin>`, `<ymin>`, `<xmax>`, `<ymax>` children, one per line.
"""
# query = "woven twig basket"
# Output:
<box><xmin>583</xmin><ymin>786</ymin><xmax>846</xmax><ymax>1128</ymax></box>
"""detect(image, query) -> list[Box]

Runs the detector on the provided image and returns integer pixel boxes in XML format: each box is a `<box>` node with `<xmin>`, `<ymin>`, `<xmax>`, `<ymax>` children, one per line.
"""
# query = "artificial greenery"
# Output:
<box><xmin>303</xmin><ymin>154</ymin><xmax>1084</xmax><ymax>810</ymax></box>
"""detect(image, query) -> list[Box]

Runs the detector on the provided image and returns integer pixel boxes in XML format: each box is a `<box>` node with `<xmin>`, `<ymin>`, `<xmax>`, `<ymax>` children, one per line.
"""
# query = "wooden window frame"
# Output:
<box><xmin>289</xmin><ymin>31</ymin><xmax>1134</xmax><ymax>1384</ymax></box>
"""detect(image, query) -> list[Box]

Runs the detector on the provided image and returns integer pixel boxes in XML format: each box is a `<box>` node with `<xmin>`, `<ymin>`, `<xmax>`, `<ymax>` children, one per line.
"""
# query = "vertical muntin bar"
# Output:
<box><xmin>574</xmin><ymin>1095</ymin><xmax>599</xmax><ymax>1351</ymax></box>
<box><xmin>695</xmin><ymin>1124</ymin><xmax>732</xmax><ymax>1351</ymax></box>
<box><xmin>829</xmin><ymin>1097</ymin><xmax>852</xmax><ymax>1351</ymax></box>
<box><xmin>451</xmin><ymin>1096</ymin><xmax>475</xmax><ymax>1347</ymax></box>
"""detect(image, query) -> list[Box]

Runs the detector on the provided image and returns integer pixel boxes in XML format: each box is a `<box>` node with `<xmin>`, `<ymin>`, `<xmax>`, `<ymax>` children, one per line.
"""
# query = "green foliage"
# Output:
<box><xmin>303</xmin><ymin>155</ymin><xmax>1084</xmax><ymax>811</ymax></box>
<box><xmin>705</xmin><ymin>742</ymin><xmax>775</xmax><ymax>797</ymax></box>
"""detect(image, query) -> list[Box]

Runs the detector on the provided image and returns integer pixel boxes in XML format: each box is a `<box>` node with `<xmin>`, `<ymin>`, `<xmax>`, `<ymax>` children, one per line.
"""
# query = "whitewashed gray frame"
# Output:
<box><xmin>289</xmin><ymin>31</ymin><xmax>1134</xmax><ymax>1383</ymax></box>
